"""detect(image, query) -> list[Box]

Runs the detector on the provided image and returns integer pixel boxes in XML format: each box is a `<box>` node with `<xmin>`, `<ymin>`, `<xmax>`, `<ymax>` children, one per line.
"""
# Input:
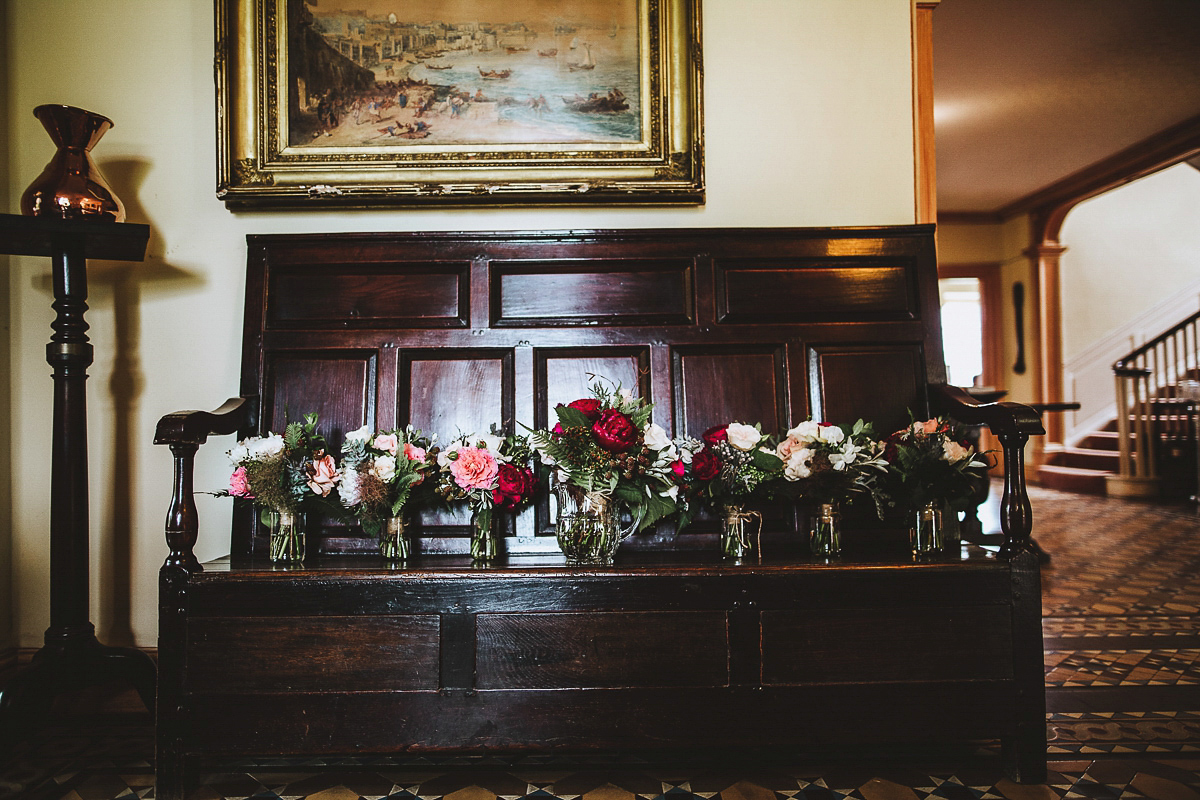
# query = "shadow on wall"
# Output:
<box><xmin>28</xmin><ymin>157</ymin><xmax>205</xmax><ymax>647</ymax></box>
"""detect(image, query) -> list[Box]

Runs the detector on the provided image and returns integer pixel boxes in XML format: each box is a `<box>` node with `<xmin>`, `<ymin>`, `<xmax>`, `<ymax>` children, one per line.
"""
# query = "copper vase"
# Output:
<box><xmin>20</xmin><ymin>104</ymin><xmax>125</xmax><ymax>222</ymax></box>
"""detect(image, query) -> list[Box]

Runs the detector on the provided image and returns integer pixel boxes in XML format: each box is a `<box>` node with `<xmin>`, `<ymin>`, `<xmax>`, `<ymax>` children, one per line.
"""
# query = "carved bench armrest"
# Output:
<box><xmin>155</xmin><ymin>397</ymin><xmax>255</xmax><ymax>573</ymax></box>
<box><xmin>928</xmin><ymin>384</ymin><xmax>1045</xmax><ymax>559</ymax></box>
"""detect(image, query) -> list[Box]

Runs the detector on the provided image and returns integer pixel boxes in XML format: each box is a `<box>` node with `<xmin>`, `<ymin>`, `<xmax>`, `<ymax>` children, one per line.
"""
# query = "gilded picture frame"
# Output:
<box><xmin>216</xmin><ymin>0</ymin><xmax>704</xmax><ymax>208</ymax></box>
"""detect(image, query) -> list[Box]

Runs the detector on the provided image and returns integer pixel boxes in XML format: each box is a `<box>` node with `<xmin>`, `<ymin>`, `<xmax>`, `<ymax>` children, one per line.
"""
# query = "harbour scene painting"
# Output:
<box><xmin>288</xmin><ymin>0</ymin><xmax>642</xmax><ymax>147</ymax></box>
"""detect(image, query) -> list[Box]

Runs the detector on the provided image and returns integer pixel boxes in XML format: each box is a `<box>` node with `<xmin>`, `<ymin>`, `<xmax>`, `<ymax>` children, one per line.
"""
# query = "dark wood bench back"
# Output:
<box><xmin>236</xmin><ymin>225</ymin><xmax>945</xmax><ymax>556</ymax></box>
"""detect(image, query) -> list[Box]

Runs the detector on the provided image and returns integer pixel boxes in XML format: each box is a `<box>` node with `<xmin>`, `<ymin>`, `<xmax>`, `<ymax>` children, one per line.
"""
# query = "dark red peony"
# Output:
<box><xmin>691</xmin><ymin>447</ymin><xmax>720</xmax><ymax>481</ymax></box>
<box><xmin>592</xmin><ymin>409</ymin><xmax>638</xmax><ymax>453</ymax></box>
<box><xmin>567</xmin><ymin>398</ymin><xmax>604</xmax><ymax>421</ymax></box>
<box><xmin>701</xmin><ymin>425</ymin><xmax>728</xmax><ymax>446</ymax></box>
<box><xmin>493</xmin><ymin>463</ymin><xmax>536</xmax><ymax>511</ymax></box>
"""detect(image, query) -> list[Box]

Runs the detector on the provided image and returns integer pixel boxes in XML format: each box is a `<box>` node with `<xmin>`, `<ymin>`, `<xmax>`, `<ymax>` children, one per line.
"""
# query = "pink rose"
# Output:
<box><xmin>776</xmin><ymin>435</ymin><xmax>802</xmax><ymax>461</ymax></box>
<box><xmin>229</xmin><ymin>466</ymin><xmax>254</xmax><ymax>498</ymax></box>
<box><xmin>403</xmin><ymin>442</ymin><xmax>427</xmax><ymax>462</ymax></box>
<box><xmin>373</xmin><ymin>433</ymin><xmax>399</xmax><ymax>455</ymax></box>
<box><xmin>449</xmin><ymin>446</ymin><xmax>499</xmax><ymax>491</ymax></box>
<box><xmin>307</xmin><ymin>454</ymin><xmax>339</xmax><ymax>497</ymax></box>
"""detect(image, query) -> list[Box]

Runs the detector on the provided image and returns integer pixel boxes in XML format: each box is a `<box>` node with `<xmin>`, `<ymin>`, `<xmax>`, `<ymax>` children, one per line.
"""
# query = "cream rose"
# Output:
<box><xmin>345</xmin><ymin>424</ymin><xmax>372</xmax><ymax>444</ymax></box>
<box><xmin>786</xmin><ymin>420</ymin><xmax>821</xmax><ymax>444</ymax></box>
<box><xmin>783</xmin><ymin>448</ymin><xmax>814</xmax><ymax>481</ymax></box>
<box><xmin>726</xmin><ymin>422</ymin><xmax>762</xmax><ymax>451</ymax></box>
<box><xmin>942</xmin><ymin>439</ymin><xmax>971</xmax><ymax>463</ymax></box>
<box><xmin>643</xmin><ymin>422</ymin><xmax>673</xmax><ymax>451</ymax></box>
<box><xmin>307</xmin><ymin>454</ymin><xmax>339</xmax><ymax>497</ymax></box>
<box><xmin>372</xmin><ymin>454</ymin><xmax>397</xmax><ymax>483</ymax></box>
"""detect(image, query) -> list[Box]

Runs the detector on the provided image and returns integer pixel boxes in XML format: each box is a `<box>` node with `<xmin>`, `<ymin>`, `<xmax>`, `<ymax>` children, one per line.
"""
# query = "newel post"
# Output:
<box><xmin>164</xmin><ymin>442</ymin><xmax>202</xmax><ymax>573</ymax></box>
<box><xmin>997</xmin><ymin>431</ymin><xmax>1034</xmax><ymax>559</ymax></box>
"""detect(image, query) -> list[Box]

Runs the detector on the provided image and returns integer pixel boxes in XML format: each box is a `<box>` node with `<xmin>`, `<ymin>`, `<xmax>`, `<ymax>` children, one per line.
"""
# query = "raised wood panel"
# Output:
<box><xmin>187</xmin><ymin>616</ymin><xmax>440</xmax><ymax>692</ymax></box>
<box><xmin>760</xmin><ymin>606</ymin><xmax>1014</xmax><ymax>684</ymax></box>
<box><xmin>715</xmin><ymin>262</ymin><xmax>913</xmax><ymax>324</ymax></box>
<box><xmin>492</xmin><ymin>260</ymin><xmax>694</xmax><ymax>327</ymax></box>
<box><xmin>673</xmin><ymin>347</ymin><xmax>786</xmax><ymax>438</ymax></box>
<box><xmin>808</xmin><ymin>345</ymin><xmax>925</xmax><ymax>434</ymax></box>
<box><xmin>401</xmin><ymin>350</ymin><xmax>514</xmax><ymax>532</ymax></box>
<box><xmin>536</xmin><ymin>348</ymin><xmax>652</xmax><ymax>428</ymax></box>
<box><xmin>475</xmin><ymin>612</ymin><xmax>729</xmax><ymax>689</ymax></box>
<box><xmin>267</xmin><ymin>263</ymin><xmax>469</xmax><ymax>328</ymax></box>
<box><xmin>265</xmin><ymin>351</ymin><xmax>376</xmax><ymax>444</ymax></box>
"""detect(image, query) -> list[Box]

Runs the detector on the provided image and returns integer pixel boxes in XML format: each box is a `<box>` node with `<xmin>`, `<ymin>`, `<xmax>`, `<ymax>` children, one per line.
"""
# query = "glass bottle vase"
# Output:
<box><xmin>470</xmin><ymin>508</ymin><xmax>498</xmax><ymax>564</ymax></box>
<box><xmin>380</xmin><ymin>515</ymin><xmax>411</xmax><ymax>562</ymax></box>
<box><xmin>808</xmin><ymin>502</ymin><xmax>841</xmax><ymax>557</ymax></box>
<box><xmin>910</xmin><ymin>500</ymin><xmax>945</xmax><ymax>556</ymax></box>
<box><xmin>267</xmin><ymin>509</ymin><xmax>305</xmax><ymax>564</ymax></box>
<box><xmin>721</xmin><ymin>504</ymin><xmax>762</xmax><ymax>560</ymax></box>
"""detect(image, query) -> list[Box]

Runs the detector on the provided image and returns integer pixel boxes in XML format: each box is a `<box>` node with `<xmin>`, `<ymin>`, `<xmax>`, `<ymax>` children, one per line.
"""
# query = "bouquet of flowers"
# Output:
<box><xmin>530</xmin><ymin>382</ymin><xmax>681</xmax><ymax>537</ymax></box>
<box><xmin>338</xmin><ymin>424</ymin><xmax>437</xmax><ymax>558</ymax></box>
<box><xmin>883</xmin><ymin>417</ymin><xmax>991</xmax><ymax>512</ymax></box>
<box><xmin>673</xmin><ymin>422</ymin><xmax>784</xmax><ymax>553</ymax></box>
<box><xmin>225</xmin><ymin>413</ymin><xmax>338</xmax><ymax>561</ymax></box>
<box><xmin>434</xmin><ymin>430</ymin><xmax>537</xmax><ymax>561</ymax></box>
<box><xmin>773</xmin><ymin>419</ymin><xmax>889</xmax><ymax>504</ymax></box>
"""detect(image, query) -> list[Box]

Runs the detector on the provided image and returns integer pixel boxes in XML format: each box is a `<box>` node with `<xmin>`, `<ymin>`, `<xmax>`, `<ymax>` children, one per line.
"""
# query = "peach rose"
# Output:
<box><xmin>307</xmin><ymin>454</ymin><xmax>340</xmax><ymax>497</ymax></box>
<box><xmin>403</xmin><ymin>442</ymin><xmax>427</xmax><ymax>462</ymax></box>
<box><xmin>373</xmin><ymin>433</ymin><xmax>399</xmax><ymax>455</ymax></box>
<box><xmin>449</xmin><ymin>446</ymin><xmax>499</xmax><ymax>491</ymax></box>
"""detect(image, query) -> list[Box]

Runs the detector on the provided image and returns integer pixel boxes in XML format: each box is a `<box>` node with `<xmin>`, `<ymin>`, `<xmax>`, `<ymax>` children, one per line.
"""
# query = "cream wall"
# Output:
<box><xmin>5</xmin><ymin>0</ymin><xmax>918</xmax><ymax>649</ymax></box>
<box><xmin>1058</xmin><ymin>163</ymin><xmax>1200</xmax><ymax>438</ymax></box>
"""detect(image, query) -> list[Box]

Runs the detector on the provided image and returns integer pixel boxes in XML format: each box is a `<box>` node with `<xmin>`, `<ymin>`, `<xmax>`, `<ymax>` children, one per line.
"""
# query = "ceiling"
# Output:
<box><xmin>932</xmin><ymin>0</ymin><xmax>1200</xmax><ymax>215</ymax></box>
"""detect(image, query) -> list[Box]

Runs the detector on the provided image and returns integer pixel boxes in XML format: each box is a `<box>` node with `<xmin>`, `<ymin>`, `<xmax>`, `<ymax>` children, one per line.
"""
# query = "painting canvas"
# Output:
<box><xmin>215</xmin><ymin>0</ymin><xmax>702</xmax><ymax>207</ymax></box>
<box><xmin>289</xmin><ymin>0</ymin><xmax>642</xmax><ymax>147</ymax></box>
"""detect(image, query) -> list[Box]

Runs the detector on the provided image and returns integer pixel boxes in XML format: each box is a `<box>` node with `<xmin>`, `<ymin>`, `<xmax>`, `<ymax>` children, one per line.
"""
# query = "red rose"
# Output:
<box><xmin>702</xmin><ymin>425</ymin><xmax>728</xmax><ymax>446</ymax></box>
<box><xmin>692</xmin><ymin>447</ymin><xmax>720</xmax><ymax>481</ymax></box>
<box><xmin>567</xmin><ymin>398</ymin><xmax>604</xmax><ymax>421</ymax></box>
<box><xmin>593</xmin><ymin>409</ymin><xmax>638</xmax><ymax>453</ymax></box>
<box><xmin>493</xmin><ymin>464</ymin><xmax>536</xmax><ymax>511</ymax></box>
<box><xmin>552</xmin><ymin>422</ymin><xmax>564</xmax><ymax>436</ymax></box>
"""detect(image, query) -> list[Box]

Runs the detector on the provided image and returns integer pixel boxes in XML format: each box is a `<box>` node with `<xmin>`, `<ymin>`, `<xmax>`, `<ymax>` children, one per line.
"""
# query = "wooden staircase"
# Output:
<box><xmin>1037</xmin><ymin>421</ymin><xmax>1120</xmax><ymax>495</ymax></box>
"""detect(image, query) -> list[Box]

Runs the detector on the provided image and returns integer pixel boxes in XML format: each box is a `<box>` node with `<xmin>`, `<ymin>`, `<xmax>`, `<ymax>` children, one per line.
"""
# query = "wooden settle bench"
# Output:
<box><xmin>154</xmin><ymin>225</ymin><xmax>1046</xmax><ymax>800</ymax></box>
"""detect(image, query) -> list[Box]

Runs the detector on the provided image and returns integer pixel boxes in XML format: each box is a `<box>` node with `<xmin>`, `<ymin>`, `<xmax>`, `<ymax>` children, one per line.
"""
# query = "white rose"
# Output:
<box><xmin>372</xmin><ymin>454</ymin><xmax>397</xmax><ymax>483</ymax></box>
<box><xmin>664</xmin><ymin>484</ymin><xmax>680</xmax><ymax>501</ymax></box>
<box><xmin>228</xmin><ymin>440</ymin><xmax>251</xmax><ymax>465</ymax></box>
<box><xmin>786</xmin><ymin>420</ymin><xmax>821</xmax><ymax>443</ymax></box>
<box><xmin>726</xmin><ymin>422</ymin><xmax>762</xmax><ymax>451</ymax></box>
<box><xmin>345</xmin><ymin>424</ymin><xmax>372</xmax><ymax>443</ymax></box>
<box><xmin>942</xmin><ymin>439</ymin><xmax>971</xmax><ymax>463</ymax></box>
<box><xmin>783</xmin><ymin>448</ymin><xmax>813</xmax><ymax>481</ymax></box>
<box><xmin>817</xmin><ymin>425</ymin><xmax>845</xmax><ymax>445</ymax></box>
<box><xmin>248</xmin><ymin>433</ymin><xmax>285</xmax><ymax>459</ymax></box>
<box><xmin>643</xmin><ymin>422</ymin><xmax>673</xmax><ymax>451</ymax></box>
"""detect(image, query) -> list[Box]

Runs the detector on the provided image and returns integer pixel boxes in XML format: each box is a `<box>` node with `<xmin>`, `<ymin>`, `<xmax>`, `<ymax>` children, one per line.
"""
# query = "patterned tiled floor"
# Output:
<box><xmin>4</xmin><ymin>484</ymin><xmax>1200</xmax><ymax>800</ymax></box>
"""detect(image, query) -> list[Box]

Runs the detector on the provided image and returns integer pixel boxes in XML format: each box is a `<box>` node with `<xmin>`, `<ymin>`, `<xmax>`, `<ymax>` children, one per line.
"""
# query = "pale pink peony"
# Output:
<box><xmin>403</xmin><ymin>442</ymin><xmax>427</xmax><ymax>462</ymax></box>
<box><xmin>307</xmin><ymin>454</ymin><xmax>340</xmax><ymax>497</ymax></box>
<box><xmin>449</xmin><ymin>446</ymin><xmax>499</xmax><ymax>491</ymax></box>
<box><xmin>229</xmin><ymin>466</ymin><xmax>254</xmax><ymax>498</ymax></box>
<box><xmin>372</xmin><ymin>433</ymin><xmax>399</xmax><ymax>455</ymax></box>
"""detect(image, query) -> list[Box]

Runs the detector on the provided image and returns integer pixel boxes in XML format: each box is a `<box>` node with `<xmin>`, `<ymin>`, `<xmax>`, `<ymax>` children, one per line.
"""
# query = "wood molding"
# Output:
<box><xmin>937</xmin><ymin>210</ymin><xmax>1005</xmax><ymax>225</ymax></box>
<box><xmin>914</xmin><ymin>1</ymin><xmax>939</xmax><ymax>223</ymax></box>
<box><xmin>1000</xmin><ymin>113</ymin><xmax>1200</xmax><ymax>222</ymax></box>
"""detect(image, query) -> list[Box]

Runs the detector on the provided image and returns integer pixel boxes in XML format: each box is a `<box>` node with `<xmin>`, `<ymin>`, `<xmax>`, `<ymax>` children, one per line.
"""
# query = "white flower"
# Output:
<box><xmin>817</xmin><ymin>425</ymin><xmax>845</xmax><ymax>445</ymax></box>
<box><xmin>345</xmin><ymin>424</ymin><xmax>371</xmax><ymax>443</ymax></box>
<box><xmin>786</xmin><ymin>420</ymin><xmax>821</xmax><ymax>443</ymax></box>
<box><xmin>338</xmin><ymin>470</ymin><xmax>362</xmax><ymax>507</ymax></box>
<box><xmin>372</xmin><ymin>454</ymin><xmax>397</xmax><ymax>483</ymax></box>
<box><xmin>643</xmin><ymin>423</ymin><xmax>673</xmax><ymax>451</ymax></box>
<box><xmin>726</xmin><ymin>422</ymin><xmax>762</xmax><ymax>451</ymax></box>
<box><xmin>247</xmin><ymin>433</ymin><xmax>285</xmax><ymax>459</ymax></box>
<box><xmin>664</xmin><ymin>484</ymin><xmax>680</xmax><ymax>501</ymax></box>
<box><xmin>619</xmin><ymin>388</ymin><xmax>634</xmax><ymax>402</ymax></box>
<box><xmin>539</xmin><ymin>450</ymin><xmax>558</xmax><ymax>466</ymax></box>
<box><xmin>475</xmin><ymin>433</ymin><xmax>504</xmax><ymax>453</ymax></box>
<box><xmin>942</xmin><ymin>439</ymin><xmax>971</xmax><ymax>463</ymax></box>
<box><xmin>228</xmin><ymin>439</ymin><xmax>251</xmax><ymax>465</ymax></box>
<box><xmin>828</xmin><ymin>441</ymin><xmax>862</xmax><ymax>471</ymax></box>
<box><xmin>437</xmin><ymin>442</ymin><xmax>461</xmax><ymax>468</ymax></box>
<box><xmin>783</xmin><ymin>448</ymin><xmax>814</xmax><ymax>481</ymax></box>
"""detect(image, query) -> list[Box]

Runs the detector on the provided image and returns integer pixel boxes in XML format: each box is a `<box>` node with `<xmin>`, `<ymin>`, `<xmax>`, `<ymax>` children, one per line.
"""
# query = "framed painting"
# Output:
<box><xmin>216</xmin><ymin>0</ymin><xmax>703</xmax><ymax>207</ymax></box>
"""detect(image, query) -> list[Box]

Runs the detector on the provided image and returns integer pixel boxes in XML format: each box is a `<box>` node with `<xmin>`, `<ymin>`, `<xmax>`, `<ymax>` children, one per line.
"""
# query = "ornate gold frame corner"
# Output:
<box><xmin>215</xmin><ymin>0</ymin><xmax>704</xmax><ymax>208</ymax></box>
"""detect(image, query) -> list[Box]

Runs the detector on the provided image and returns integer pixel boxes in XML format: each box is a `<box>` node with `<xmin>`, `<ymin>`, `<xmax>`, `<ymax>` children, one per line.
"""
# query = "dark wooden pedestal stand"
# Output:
<box><xmin>0</xmin><ymin>213</ymin><xmax>156</xmax><ymax>742</ymax></box>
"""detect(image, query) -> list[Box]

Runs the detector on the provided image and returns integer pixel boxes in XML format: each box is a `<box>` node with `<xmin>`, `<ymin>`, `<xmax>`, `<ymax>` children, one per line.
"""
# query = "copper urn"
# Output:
<box><xmin>20</xmin><ymin>104</ymin><xmax>125</xmax><ymax>222</ymax></box>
